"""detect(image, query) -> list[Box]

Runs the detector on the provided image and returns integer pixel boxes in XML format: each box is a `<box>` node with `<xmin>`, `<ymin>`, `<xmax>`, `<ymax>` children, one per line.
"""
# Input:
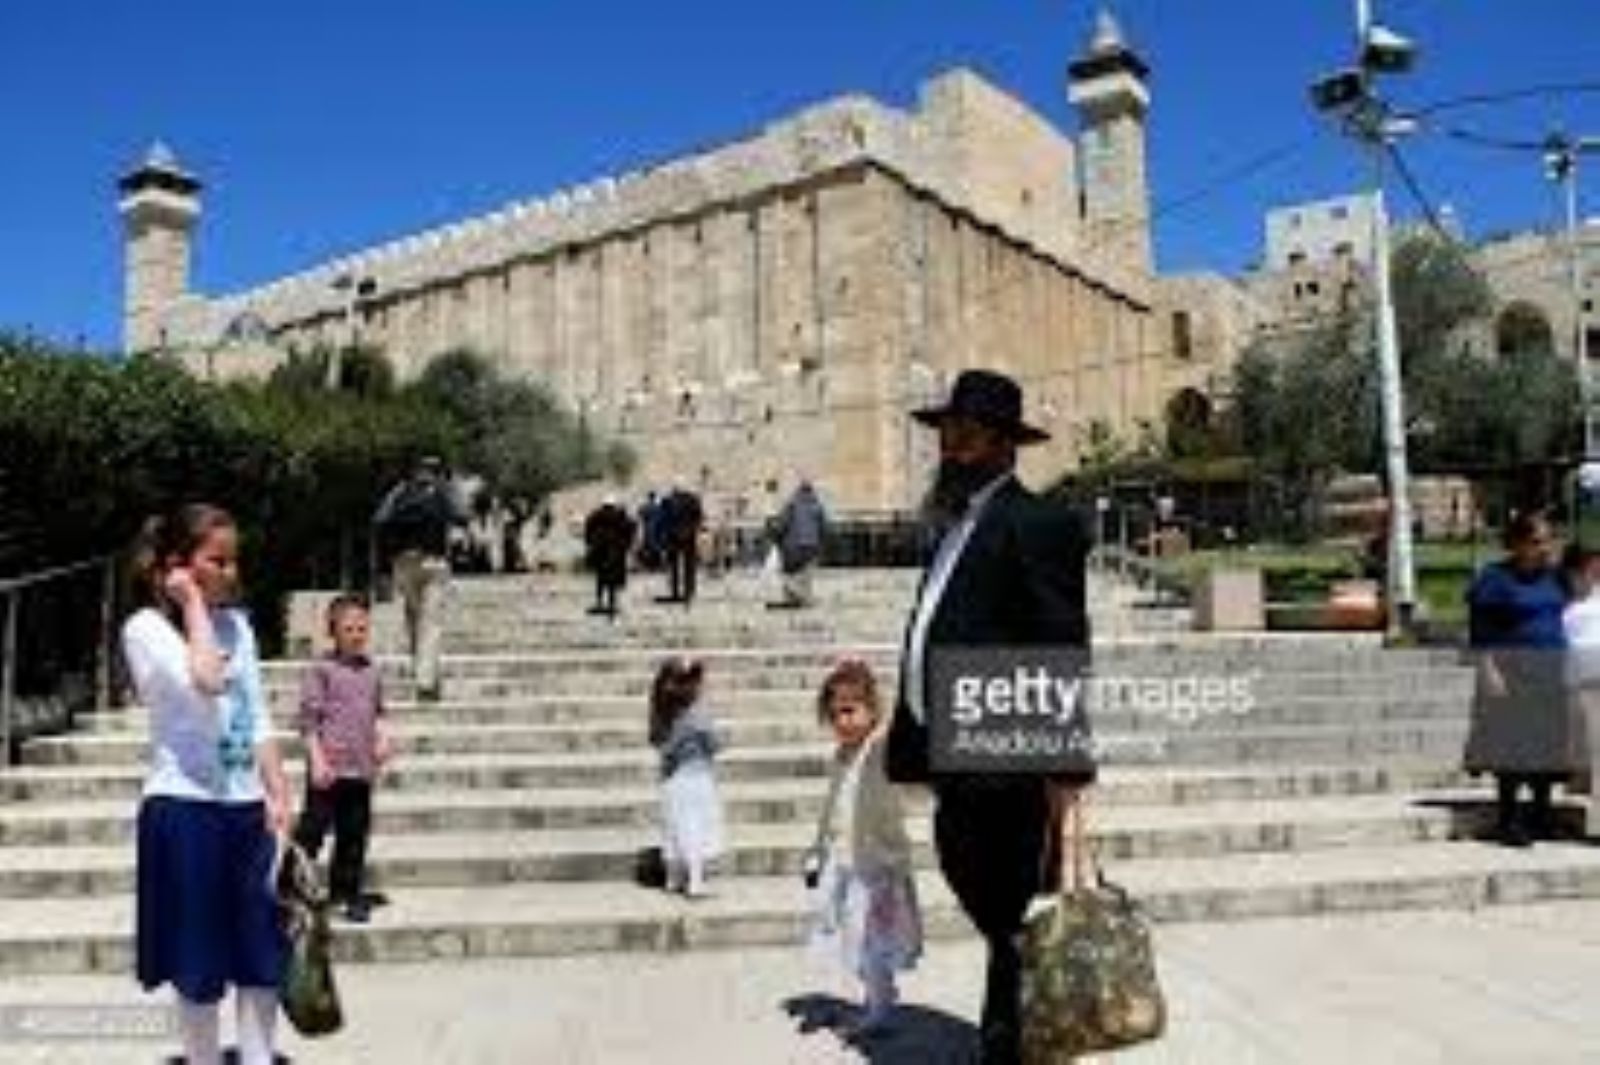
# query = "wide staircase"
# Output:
<box><xmin>3</xmin><ymin>567</ymin><xmax>1600</xmax><ymax>979</ymax></box>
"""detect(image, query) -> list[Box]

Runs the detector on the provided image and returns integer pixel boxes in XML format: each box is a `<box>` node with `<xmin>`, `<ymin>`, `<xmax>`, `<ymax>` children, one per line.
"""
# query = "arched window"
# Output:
<box><xmin>1496</xmin><ymin>302</ymin><xmax>1556</xmax><ymax>358</ymax></box>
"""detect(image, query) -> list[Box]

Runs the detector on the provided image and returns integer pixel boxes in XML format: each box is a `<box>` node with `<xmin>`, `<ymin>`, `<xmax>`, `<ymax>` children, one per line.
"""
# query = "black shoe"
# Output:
<box><xmin>1494</xmin><ymin>822</ymin><xmax>1533</xmax><ymax>848</ymax></box>
<box><xmin>978</xmin><ymin>1023</ymin><xmax>1021</xmax><ymax>1065</ymax></box>
<box><xmin>342</xmin><ymin>899</ymin><xmax>372</xmax><ymax>924</ymax></box>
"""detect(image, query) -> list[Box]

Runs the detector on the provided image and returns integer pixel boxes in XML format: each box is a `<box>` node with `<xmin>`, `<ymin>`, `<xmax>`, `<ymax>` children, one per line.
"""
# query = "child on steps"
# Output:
<box><xmin>649</xmin><ymin>657</ymin><xmax>724</xmax><ymax>898</ymax></box>
<box><xmin>804</xmin><ymin>657</ymin><xmax>923</xmax><ymax>1035</ymax></box>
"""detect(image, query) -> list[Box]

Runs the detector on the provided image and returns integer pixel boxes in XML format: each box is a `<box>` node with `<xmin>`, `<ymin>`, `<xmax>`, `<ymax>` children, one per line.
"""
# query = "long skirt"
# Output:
<box><xmin>136</xmin><ymin>796</ymin><xmax>288</xmax><ymax>1004</ymax></box>
<box><xmin>660</xmin><ymin>762</ymin><xmax>724</xmax><ymax>869</ymax></box>
<box><xmin>1464</xmin><ymin>652</ymin><xmax>1572</xmax><ymax>777</ymax></box>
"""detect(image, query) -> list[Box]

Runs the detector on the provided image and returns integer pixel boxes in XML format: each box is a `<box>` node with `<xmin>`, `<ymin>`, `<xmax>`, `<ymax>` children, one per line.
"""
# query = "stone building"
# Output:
<box><xmin>121</xmin><ymin>12</ymin><xmax>1175</xmax><ymax>517</ymax></box>
<box><xmin>1472</xmin><ymin>224</ymin><xmax>1600</xmax><ymax>363</ymax></box>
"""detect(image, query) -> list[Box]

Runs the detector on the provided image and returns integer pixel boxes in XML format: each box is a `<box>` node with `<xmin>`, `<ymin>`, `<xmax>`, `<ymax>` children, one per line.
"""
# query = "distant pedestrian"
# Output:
<box><xmin>659</xmin><ymin>484</ymin><xmax>706</xmax><ymax>606</ymax></box>
<box><xmin>293</xmin><ymin>594</ymin><xmax>394</xmax><ymax>924</ymax></box>
<box><xmin>804</xmin><ymin>658</ymin><xmax>922</xmax><ymax>1036</ymax></box>
<box><xmin>584</xmin><ymin>495</ymin><xmax>637</xmax><ymax>619</ymax></box>
<box><xmin>123</xmin><ymin>503</ymin><xmax>292</xmax><ymax>1065</ymax></box>
<box><xmin>1465</xmin><ymin>511</ymin><xmax>1571</xmax><ymax>847</ymax></box>
<box><xmin>768</xmin><ymin>479</ymin><xmax>830</xmax><ymax>610</ymax></box>
<box><xmin>373</xmin><ymin>456</ymin><xmax>469</xmax><ymax>700</ymax></box>
<box><xmin>649</xmin><ymin>657</ymin><xmax>723</xmax><ymax>898</ymax></box>
<box><xmin>637</xmin><ymin>492</ymin><xmax>663</xmax><ymax>571</ymax></box>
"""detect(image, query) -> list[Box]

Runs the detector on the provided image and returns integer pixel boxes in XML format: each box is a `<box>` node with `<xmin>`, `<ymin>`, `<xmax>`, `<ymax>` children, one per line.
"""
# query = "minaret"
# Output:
<box><xmin>118</xmin><ymin>142</ymin><xmax>202</xmax><ymax>354</ymax></box>
<box><xmin>1068</xmin><ymin>8</ymin><xmax>1152</xmax><ymax>276</ymax></box>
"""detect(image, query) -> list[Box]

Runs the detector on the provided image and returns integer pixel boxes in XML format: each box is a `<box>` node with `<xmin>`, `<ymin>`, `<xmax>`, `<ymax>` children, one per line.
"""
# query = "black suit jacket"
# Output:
<box><xmin>885</xmin><ymin>477</ymin><xmax>1096</xmax><ymax>787</ymax></box>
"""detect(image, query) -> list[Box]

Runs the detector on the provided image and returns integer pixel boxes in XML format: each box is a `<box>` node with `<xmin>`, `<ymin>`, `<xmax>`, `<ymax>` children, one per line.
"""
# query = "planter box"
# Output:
<box><xmin>1191</xmin><ymin>569</ymin><xmax>1264</xmax><ymax>632</ymax></box>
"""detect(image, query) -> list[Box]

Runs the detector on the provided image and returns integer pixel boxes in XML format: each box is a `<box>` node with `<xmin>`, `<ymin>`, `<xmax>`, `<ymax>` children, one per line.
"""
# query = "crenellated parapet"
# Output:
<box><xmin>155</xmin><ymin>67</ymin><xmax>1140</xmax><ymax>351</ymax></box>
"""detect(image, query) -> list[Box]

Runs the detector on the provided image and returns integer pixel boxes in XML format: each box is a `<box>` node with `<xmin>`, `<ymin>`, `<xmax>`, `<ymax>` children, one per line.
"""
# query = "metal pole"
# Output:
<box><xmin>1</xmin><ymin>591</ymin><xmax>18</xmax><ymax>768</ymax></box>
<box><xmin>1369</xmin><ymin>159</ymin><xmax>1418</xmax><ymax>636</ymax></box>
<box><xmin>95</xmin><ymin>560</ymin><xmax>116</xmax><ymax>714</ymax></box>
<box><xmin>1562</xmin><ymin>146</ymin><xmax>1592</xmax><ymax>457</ymax></box>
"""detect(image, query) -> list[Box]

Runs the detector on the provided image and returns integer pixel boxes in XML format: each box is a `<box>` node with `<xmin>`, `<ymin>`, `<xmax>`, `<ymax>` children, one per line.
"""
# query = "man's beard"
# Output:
<box><xmin>924</xmin><ymin>458</ymin><xmax>1006</xmax><ymax>523</ymax></box>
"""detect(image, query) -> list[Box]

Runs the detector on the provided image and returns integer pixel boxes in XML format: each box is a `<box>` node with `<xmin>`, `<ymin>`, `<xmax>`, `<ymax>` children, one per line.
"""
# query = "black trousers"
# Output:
<box><xmin>933</xmin><ymin>779</ymin><xmax>1052</xmax><ymax>1065</ymax></box>
<box><xmin>594</xmin><ymin>574</ymin><xmax>621</xmax><ymax>615</ymax></box>
<box><xmin>1496</xmin><ymin>772</ymin><xmax>1561</xmax><ymax>830</ymax></box>
<box><xmin>294</xmin><ymin>778</ymin><xmax>374</xmax><ymax>903</ymax></box>
<box><xmin>666</xmin><ymin>545</ymin><xmax>698</xmax><ymax>604</ymax></box>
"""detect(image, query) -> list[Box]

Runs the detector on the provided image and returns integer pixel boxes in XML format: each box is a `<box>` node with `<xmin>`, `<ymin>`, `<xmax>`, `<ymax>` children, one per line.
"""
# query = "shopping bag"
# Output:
<box><xmin>274</xmin><ymin>840</ymin><xmax>344</xmax><ymax>1037</ymax></box>
<box><xmin>1020</xmin><ymin>798</ymin><xmax>1165</xmax><ymax>1062</ymax></box>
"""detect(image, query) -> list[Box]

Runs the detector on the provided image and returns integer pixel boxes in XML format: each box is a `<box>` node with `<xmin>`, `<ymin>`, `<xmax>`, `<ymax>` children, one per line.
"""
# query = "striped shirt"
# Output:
<box><xmin>298</xmin><ymin>654</ymin><xmax>385</xmax><ymax>781</ymax></box>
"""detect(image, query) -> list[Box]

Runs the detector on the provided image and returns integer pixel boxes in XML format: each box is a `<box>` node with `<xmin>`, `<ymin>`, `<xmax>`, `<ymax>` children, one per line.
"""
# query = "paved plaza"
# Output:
<box><xmin>4</xmin><ymin>902</ymin><xmax>1600</xmax><ymax>1064</ymax></box>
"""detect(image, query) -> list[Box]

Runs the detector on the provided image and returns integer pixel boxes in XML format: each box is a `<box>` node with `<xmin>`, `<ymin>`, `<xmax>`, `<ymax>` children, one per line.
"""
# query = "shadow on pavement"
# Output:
<box><xmin>783</xmin><ymin>993</ymin><xmax>979</xmax><ymax>1063</ymax></box>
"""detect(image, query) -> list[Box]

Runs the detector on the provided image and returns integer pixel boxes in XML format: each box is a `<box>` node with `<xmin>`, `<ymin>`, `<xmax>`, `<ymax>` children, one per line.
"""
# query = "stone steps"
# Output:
<box><xmin>0</xmin><ymin>793</ymin><xmax>1510</xmax><ymax>900</ymax></box>
<box><xmin>0</xmin><ymin>724</ymin><xmax>1471</xmax><ymax>803</ymax></box>
<box><xmin>0</xmin><ymin>567</ymin><xmax>1508</xmax><ymax>975</ymax></box>
<box><xmin>6</xmin><ymin>838</ymin><xmax>1600</xmax><ymax>977</ymax></box>
<box><xmin>62</xmin><ymin>689</ymin><xmax>1473</xmax><ymax>745</ymax></box>
<box><xmin>0</xmin><ymin>766</ymin><xmax>1477</xmax><ymax>847</ymax></box>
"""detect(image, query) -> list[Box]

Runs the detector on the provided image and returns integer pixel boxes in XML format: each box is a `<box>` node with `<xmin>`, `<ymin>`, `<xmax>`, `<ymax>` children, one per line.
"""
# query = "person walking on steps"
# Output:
<box><xmin>659</xmin><ymin>483</ymin><xmax>705</xmax><ymax>607</ymax></box>
<box><xmin>374</xmin><ymin>456</ymin><xmax>469</xmax><ymax>701</ymax></box>
<box><xmin>768</xmin><ymin>478</ymin><xmax>830</xmax><ymax>610</ymax></box>
<box><xmin>584</xmin><ymin>494</ymin><xmax>638</xmax><ymax>620</ymax></box>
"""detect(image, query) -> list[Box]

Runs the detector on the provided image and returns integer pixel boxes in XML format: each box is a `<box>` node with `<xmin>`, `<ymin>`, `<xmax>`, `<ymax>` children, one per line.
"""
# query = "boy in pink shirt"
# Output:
<box><xmin>293</xmin><ymin>595</ymin><xmax>394</xmax><ymax>923</ymax></box>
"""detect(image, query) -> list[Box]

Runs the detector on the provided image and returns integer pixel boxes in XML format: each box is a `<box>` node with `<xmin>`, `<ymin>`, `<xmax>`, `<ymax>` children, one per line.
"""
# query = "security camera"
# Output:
<box><xmin>1362</xmin><ymin>24</ymin><xmax>1417</xmax><ymax>74</ymax></box>
<box><xmin>1310</xmin><ymin>69</ymin><xmax>1366</xmax><ymax>112</ymax></box>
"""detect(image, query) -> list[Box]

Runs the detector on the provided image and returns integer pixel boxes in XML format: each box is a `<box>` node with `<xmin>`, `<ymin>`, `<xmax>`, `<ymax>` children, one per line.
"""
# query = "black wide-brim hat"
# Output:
<box><xmin>912</xmin><ymin>368</ymin><xmax>1051</xmax><ymax>445</ymax></box>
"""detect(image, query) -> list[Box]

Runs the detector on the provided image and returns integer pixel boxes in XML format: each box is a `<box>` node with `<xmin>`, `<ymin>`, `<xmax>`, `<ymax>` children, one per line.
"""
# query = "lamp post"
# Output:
<box><xmin>1545</xmin><ymin>133</ymin><xmax>1600</xmax><ymax>455</ymax></box>
<box><xmin>1310</xmin><ymin>0</ymin><xmax>1420</xmax><ymax>638</ymax></box>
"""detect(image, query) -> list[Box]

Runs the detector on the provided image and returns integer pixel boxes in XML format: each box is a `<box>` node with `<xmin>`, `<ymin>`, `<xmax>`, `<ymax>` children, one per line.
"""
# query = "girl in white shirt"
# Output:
<box><xmin>122</xmin><ymin>503</ymin><xmax>292</xmax><ymax>1065</ymax></box>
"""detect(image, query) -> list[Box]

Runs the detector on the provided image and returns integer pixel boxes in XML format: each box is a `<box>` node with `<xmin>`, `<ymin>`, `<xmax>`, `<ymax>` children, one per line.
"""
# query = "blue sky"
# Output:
<box><xmin>1</xmin><ymin>1</ymin><xmax>1595</xmax><ymax>349</ymax></box>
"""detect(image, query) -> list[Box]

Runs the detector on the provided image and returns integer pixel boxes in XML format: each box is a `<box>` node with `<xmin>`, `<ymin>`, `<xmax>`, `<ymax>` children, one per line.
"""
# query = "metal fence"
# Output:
<box><xmin>0</xmin><ymin>556</ymin><xmax>117</xmax><ymax>767</ymax></box>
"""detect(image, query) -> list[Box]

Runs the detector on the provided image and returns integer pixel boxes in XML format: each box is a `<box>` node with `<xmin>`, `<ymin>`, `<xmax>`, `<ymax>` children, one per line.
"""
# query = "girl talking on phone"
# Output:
<box><xmin>122</xmin><ymin>503</ymin><xmax>292</xmax><ymax>1065</ymax></box>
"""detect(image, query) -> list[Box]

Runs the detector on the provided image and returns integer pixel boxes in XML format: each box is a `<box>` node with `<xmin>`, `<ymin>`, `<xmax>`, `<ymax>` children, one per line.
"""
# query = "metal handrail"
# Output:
<box><xmin>0</xmin><ymin>554</ymin><xmax>112</xmax><ymax>595</ymax></box>
<box><xmin>1</xmin><ymin>553</ymin><xmax>117</xmax><ymax>768</ymax></box>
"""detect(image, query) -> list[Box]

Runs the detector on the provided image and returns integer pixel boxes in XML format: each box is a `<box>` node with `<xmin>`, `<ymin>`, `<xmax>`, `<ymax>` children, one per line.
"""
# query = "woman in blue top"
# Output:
<box><xmin>1464</xmin><ymin>511</ymin><xmax>1572</xmax><ymax>846</ymax></box>
<box><xmin>122</xmin><ymin>504</ymin><xmax>292</xmax><ymax>1065</ymax></box>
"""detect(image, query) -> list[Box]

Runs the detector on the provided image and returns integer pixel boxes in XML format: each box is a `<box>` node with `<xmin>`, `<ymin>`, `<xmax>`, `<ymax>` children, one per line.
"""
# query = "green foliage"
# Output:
<box><xmin>405</xmin><ymin>347</ymin><xmax>632</xmax><ymax>518</ymax></box>
<box><xmin>1221</xmin><ymin>233</ymin><xmax>1575</xmax><ymax>539</ymax></box>
<box><xmin>268</xmin><ymin>344</ymin><xmax>396</xmax><ymax>399</ymax></box>
<box><xmin>0</xmin><ymin>335</ymin><xmax>628</xmax><ymax>650</ymax></box>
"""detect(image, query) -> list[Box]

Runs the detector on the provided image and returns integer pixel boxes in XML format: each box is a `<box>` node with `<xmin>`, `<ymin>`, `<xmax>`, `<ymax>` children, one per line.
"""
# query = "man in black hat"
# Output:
<box><xmin>885</xmin><ymin>369</ymin><xmax>1095</xmax><ymax>1064</ymax></box>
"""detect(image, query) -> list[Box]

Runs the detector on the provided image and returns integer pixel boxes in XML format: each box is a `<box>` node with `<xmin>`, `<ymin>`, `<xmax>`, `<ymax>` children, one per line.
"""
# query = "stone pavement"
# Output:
<box><xmin>5</xmin><ymin>902</ymin><xmax>1600</xmax><ymax>1064</ymax></box>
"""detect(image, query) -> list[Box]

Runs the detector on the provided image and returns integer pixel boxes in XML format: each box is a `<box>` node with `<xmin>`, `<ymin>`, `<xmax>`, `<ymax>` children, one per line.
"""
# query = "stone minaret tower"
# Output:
<box><xmin>118</xmin><ymin>143</ymin><xmax>201</xmax><ymax>354</ymax></box>
<box><xmin>1068</xmin><ymin>9</ymin><xmax>1152</xmax><ymax>276</ymax></box>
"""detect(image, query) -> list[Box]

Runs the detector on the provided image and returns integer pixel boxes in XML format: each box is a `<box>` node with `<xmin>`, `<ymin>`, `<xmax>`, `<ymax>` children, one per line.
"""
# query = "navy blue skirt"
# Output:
<box><xmin>136</xmin><ymin>796</ymin><xmax>288</xmax><ymax>1004</ymax></box>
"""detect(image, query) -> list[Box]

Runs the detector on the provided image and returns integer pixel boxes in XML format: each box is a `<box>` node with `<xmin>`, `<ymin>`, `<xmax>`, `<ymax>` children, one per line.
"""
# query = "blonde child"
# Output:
<box><xmin>649</xmin><ymin>657</ymin><xmax>724</xmax><ymax>897</ymax></box>
<box><xmin>805</xmin><ymin>658</ymin><xmax>923</xmax><ymax>1034</ymax></box>
<box><xmin>123</xmin><ymin>503</ymin><xmax>292</xmax><ymax>1065</ymax></box>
